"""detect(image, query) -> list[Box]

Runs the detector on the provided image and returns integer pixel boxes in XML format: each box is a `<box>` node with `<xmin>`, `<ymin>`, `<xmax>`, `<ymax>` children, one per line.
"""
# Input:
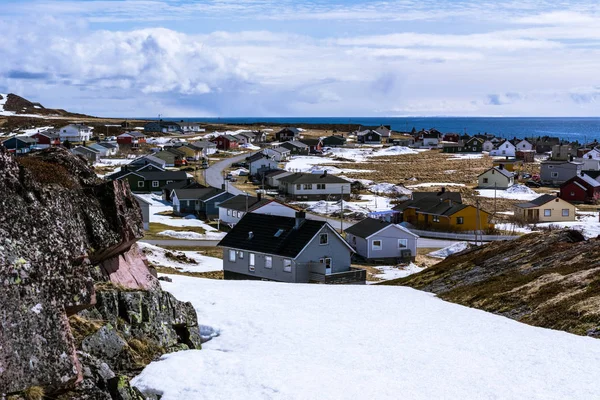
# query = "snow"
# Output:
<box><xmin>448</xmin><ymin>153</ymin><xmax>484</xmax><ymax>160</ymax></box>
<box><xmin>284</xmin><ymin>156</ymin><xmax>345</xmax><ymax>172</ymax></box>
<box><xmin>95</xmin><ymin>158</ymin><xmax>131</xmax><ymax>167</ymax></box>
<box><xmin>18</xmin><ymin>126</ymin><xmax>53</xmax><ymax>136</ymax></box>
<box><xmin>132</xmin><ymin>276</ymin><xmax>600</xmax><ymax>400</ymax></box>
<box><xmin>239</xmin><ymin>143</ymin><xmax>260</xmax><ymax>150</ymax></box>
<box><xmin>477</xmin><ymin>184</ymin><xmax>540</xmax><ymax>201</ymax></box>
<box><xmin>368</xmin><ymin>182</ymin><xmax>412</xmax><ymax>197</ymax></box>
<box><xmin>324</xmin><ymin>146</ymin><xmax>417</xmax><ymax>162</ymax></box>
<box><xmin>137</xmin><ymin>242</ymin><xmax>222</xmax><ymax>273</ymax></box>
<box><xmin>497</xmin><ymin>212</ymin><xmax>600</xmax><ymax>239</ymax></box>
<box><xmin>298</xmin><ymin>194</ymin><xmax>393</xmax><ymax>217</ymax></box>
<box><xmin>407</xmin><ymin>182</ymin><xmax>466</xmax><ymax>188</ymax></box>
<box><xmin>0</xmin><ymin>93</ymin><xmax>13</xmax><ymax>116</ymax></box>
<box><xmin>428</xmin><ymin>242</ymin><xmax>470</xmax><ymax>258</ymax></box>
<box><xmin>370</xmin><ymin>263</ymin><xmax>424</xmax><ymax>282</ymax></box>
<box><xmin>158</xmin><ymin>230</ymin><xmax>226</xmax><ymax>240</ymax></box>
<box><xmin>229</xmin><ymin>168</ymin><xmax>249</xmax><ymax>176</ymax></box>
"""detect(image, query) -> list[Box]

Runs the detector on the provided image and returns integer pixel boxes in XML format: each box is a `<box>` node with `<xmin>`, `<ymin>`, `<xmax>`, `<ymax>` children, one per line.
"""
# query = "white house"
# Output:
<box><xmin>247</xmin><ymin>153</ymin><xmax>279</xmax><ymax>176</ymax></box>
<box><xmin>477</xmin><ymin>167</ymin><xmax>515</xmax><ymax>189</ymax></box>
<box><xmin>582</xmin><ymin>148</ymin><xmax>600</xmax><ymax>160</ymax></box>
<box><xmin>263</xmin><ymin>146</ymin><xmax>291</xmax><ymax>162</ymax></box>
<box><xmin>516</xmin><ymin>139</ymin><xmax>533</xmax><ymax>151</ymax></box>
<box><xmin>218</xmin><ymin>194</ymin><xmax>297</xmax><ymax>226</ymax></box>
<box><xmin>265</xmin><ymin>170</ymin><xmax>294</xmax><ymax>187</ymax></box>
<box><xmin>482</xmin><ymin>140</ymin><xmax>495</xmax><ymax>152</ymax></box>
<box><xmin>179</xmin><ymin>122</ymin><xmax>205</xmax><ymax>133</ymax></box>
<box><xmin>490</xmin><ymin>140</ymin><xmax>516</xmax><ymax>157</ymax></box>
<box><xmin>59</xmin><ymin>124</ymin><xmax>92</xmax><ymax>142</ymax></box>
<box><xmin>278</xmin><ymin>172</ymin><xmax>351</xmax><ymax>201</ymax></box>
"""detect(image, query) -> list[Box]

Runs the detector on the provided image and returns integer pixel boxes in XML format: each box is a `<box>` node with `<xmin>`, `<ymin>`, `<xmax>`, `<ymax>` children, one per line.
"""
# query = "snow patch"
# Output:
<box><xmin>370</xmin><ymin>263</ymin><xmax>424</xmax><ymax>282</ymax></box>
<box><xmin>158</xmin><ymin>230</ymin><xmax>226</xmax><ymax>240</ymax></box>
<box><xmin>477</xmin><ymin>184</ymin><xmax>539</xmax><ymax>201</ymax></box>
<box><xmin>428</xmin><ymin>242</ymin><xmax>470</xmax><ymax>258</ymax></box>
<box><xmin>368</xmin><ymin>182</ymin><xmax>412</xmax><ymax>197</ymax></box>
<box><xmin>407</xmin><ymin>182</ymin><xmax>466</xmax><ymax>188</ymax></box>
<box><xmin>138</xmin><ymin>242</ymin><xmax>222</xmax><ymax>273</ymax></box>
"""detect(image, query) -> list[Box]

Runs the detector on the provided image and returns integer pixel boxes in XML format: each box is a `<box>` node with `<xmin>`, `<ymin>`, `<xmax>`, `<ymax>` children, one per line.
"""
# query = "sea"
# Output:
<box><xmin>157</xmin><ymin>117</ymin><xmax>600</xmax><ymax>142</ymax></box>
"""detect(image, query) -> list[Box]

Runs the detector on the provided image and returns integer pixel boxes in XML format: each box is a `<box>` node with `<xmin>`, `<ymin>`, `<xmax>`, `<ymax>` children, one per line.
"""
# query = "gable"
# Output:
<box><xmin>365</xmin><ymin>224</ymin><xmax>418</xmax><ymax>240</ymax></box>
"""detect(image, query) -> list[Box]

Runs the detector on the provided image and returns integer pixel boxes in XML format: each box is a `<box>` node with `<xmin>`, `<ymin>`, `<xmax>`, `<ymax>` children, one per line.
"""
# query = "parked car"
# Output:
<box><xmin>525</xmin><ymin>180</ymin><xmax>541</xmax><ymax>187</ymax></box>
<box><xmin>521</xmin><ymin>173</ymin><xmax>531</xmax><ymax>179</ymax></box>
<box><xmin>229</xmin><ymin>177</ymin><xmax>238</xmax><ymax>182</ymax></box>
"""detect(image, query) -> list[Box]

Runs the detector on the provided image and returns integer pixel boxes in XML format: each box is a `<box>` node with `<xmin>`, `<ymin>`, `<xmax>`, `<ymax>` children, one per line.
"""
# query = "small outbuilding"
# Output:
<box><xmin>477</xmin><ymin>167</ymin><xmax>514</xmax><ymax>189</ymax></box>
<box><xmin>344</xmin><ymin>218</ymin><xmax>418</xmax><ymax>262</ymax></box>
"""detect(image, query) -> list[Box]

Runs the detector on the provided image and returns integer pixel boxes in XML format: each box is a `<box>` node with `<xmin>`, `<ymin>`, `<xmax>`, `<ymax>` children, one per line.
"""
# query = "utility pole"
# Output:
<box><xmin>340</xmin><ymin>185</ymin><xmax>344</xmax><ymax>233</ymax></box>
<box><xmin>494</xmin><ymin>182</ymin><xmax>497</xmax><ymax>216</ymax></box>
<box><xmin>475</xmin><ymin>199</ymin><xmax>481</xmax><ymax>246</ymax></box>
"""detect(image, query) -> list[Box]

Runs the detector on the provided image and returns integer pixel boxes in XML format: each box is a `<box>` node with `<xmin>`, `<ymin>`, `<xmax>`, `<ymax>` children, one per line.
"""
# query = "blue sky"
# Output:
<box><xmin>1</xmin><ymin>0</ymin><xmax>600</xmax><ymax>117</ymax></box>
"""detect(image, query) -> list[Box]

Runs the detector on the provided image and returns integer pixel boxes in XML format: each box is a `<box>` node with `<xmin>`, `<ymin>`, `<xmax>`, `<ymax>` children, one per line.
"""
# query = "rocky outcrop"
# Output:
<box><xmin>385</xmin><ymin>229</ymin><xmax>600</xmax><ymax>336</ymax></box>
<box><xmin>0</xmin><ymin>148</ymin><xmax>201</xmax><ymax>399</ymax></box>
<box><xmin>2</xmin><ymin>93</ymin><xmax>91</xmax><ymax>117</ymax></box>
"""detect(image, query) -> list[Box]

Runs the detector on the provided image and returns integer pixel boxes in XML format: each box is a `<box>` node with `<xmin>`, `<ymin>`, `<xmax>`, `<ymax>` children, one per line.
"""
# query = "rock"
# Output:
<box><xmin>158</xmin><ymin>276</ymin><xmax>172</xmax><ymax>282</ymax></box>
<box><xmin>82</xmin><ymin>325</ymin><xmax>127</xmax><ymax>361</ymax></box>
<box><xmin>100</xmin><ymin>245</ymin><xmax>160</xmax><ymax>291</ymax></box>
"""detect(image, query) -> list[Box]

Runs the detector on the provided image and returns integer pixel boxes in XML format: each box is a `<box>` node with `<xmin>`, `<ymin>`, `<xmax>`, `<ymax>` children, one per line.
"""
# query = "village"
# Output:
<box><xmin>3</xmin><ymin>119</ymin><xmax>600</xmax><ymax>284</ymax></box>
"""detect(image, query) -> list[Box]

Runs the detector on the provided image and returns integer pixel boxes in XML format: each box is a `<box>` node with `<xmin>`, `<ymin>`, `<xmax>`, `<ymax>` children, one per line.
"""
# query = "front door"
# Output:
<box><xmin>320</xmin><ymin>258</ymin><xmax>332</xmax><ymax>274</ymax></box>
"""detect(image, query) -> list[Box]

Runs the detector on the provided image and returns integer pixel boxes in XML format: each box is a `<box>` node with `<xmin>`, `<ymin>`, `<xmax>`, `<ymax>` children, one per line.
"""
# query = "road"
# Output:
<box><xmin>205</xmin><ymin>153</ymin><xmax>248</xmax><ymax>195</ymax></box>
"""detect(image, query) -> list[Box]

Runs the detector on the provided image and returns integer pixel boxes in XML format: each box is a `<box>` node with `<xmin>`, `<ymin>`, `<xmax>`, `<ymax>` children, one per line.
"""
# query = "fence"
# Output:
<box><xmin>408</xmin><ymin>228</ymin><xmax>520</xmax><ymax>242</ymax></box>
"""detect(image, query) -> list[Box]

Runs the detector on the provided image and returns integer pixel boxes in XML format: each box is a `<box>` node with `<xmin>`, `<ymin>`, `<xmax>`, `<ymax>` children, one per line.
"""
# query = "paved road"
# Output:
<box><xmin>205</xmin><ymin>153</ymin><xmax>248</xmax><ymax>196</ymax></box>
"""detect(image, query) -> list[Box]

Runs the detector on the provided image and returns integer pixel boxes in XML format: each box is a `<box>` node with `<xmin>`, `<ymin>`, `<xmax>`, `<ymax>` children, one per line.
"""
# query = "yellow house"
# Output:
<box><xmin>515</xmin><ymin>194</ymin><xmax>576</xmax><ymax>223</ymax></box>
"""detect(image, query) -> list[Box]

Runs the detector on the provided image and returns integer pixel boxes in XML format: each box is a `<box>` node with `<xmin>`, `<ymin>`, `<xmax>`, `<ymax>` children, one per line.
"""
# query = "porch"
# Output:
<box><xmin>299</xmin><ymin>262</ymin><xmax>366</xmax><ymax>285</ymax></box>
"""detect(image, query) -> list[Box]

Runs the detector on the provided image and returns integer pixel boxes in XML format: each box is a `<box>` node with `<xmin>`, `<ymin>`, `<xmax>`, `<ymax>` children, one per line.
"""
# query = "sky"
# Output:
<box><xmin>1</xmin><ymin>0</ymin><xmax>600</xmax><ymax>117</ymax></box>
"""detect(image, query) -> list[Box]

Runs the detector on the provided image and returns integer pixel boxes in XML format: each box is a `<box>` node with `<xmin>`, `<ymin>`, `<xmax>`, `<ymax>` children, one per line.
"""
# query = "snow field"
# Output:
<box><xmin>138</xmin><ymin>242</ymin><xmax>222</xmax><ymax>273</ymax></box>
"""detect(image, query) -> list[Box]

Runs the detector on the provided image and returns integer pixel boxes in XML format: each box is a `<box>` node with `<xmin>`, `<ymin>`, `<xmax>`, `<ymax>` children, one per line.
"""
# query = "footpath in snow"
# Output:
<box><xmin>132</xmin><ymin>276</ymin><xmax>600</xmax><ymax>400</ymax></box>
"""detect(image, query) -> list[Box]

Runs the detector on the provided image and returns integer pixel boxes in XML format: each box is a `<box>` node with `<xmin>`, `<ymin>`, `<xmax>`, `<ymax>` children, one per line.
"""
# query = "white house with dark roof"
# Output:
<box><xmin>263</xmin><ymin>146</ymin><xmax>291</xmax><ymax>161</ymax></box>
<box><xmin>59</xmin><ymin>124</ymin><xmax>92</xmax><ymax>142</ymax></box>
<box><xmin>278</xmin><ymin>172</ymin><xmax>351</xmax><ymax>200</ymax></box>
<box><xmin>217</xmin><ymin>193</ymin><xmax>297</xmax><ymax>225</ymax></box>
<box><xmin>490</xmin><ymin>140</ymin><xmax>516</xmax><ymax>157</ymax></box>
<box><xmin>477</xmin><ymin>167</ymin><xmax>515</xmax><ymax>189</ymax></box>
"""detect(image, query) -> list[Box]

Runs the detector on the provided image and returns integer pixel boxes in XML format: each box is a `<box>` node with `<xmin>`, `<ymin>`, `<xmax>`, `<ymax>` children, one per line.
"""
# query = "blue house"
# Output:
<box><xmin>144</xmin><ymin>121</ymin><xmax>182</xmax><ymax>133</ymax></box>
<box><xmin>1</xmin><ymin>137</ymin><xmax>37</xmax><ymax>154</ymax></box>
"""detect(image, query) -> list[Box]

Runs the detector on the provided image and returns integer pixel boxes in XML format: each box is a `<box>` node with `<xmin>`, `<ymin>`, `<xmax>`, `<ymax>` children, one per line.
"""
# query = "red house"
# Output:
<box><xmin>32</xmin><ymin>131</ymin><xmax>61</xmax><ymax>147</ymax></box>
<box><xmin>559</xmin><ymin>174</ymin><xmax>600</xmax><ymax>204</ymax></box>
<box><xmin>211</xmin><ymin>134</ymin><xmax>239</xmax><ymax>150</ymax></box>
<box><xmin>442</xmin><ymin>133</ymin><xmax>460</xmax><ymax>142</ymax></box>
<box><xmin>117</xmin><ymin>131</ymin><xmax>146</xmax><ymax>147</ymax></box>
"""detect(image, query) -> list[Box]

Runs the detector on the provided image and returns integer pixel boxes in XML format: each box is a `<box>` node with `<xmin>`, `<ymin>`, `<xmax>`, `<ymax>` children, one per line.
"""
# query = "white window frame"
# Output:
<box><xmin>303</xmin><ymin>184</ymin><xmax>312</xmax><ymax>190</ymax></box>
<box><xmin>372</xmin><ymin>240</ymin><xmax>382</xmax><ymax>251</ymax></box>
<box><xmin>483</xmin><ymin>178</ymin><xmax>488</xmax><ymax>183</ymax></box>
<box><xmin>265</xmin><ymin>256</ymin><xmax>272</xmax><ymax>269</ymax></box>
<box><xmin>238</xmin><ymin>251</ymin><xmax>244</xmax><ymax>259</ymax></box>
<box><xmin>296</xmin><ymin>184</ymin><xmax>301</xmax><ymax>190</ymax></box>
<box><xmin>137</xmin><ymin>181</ymin><xmax>144</xmax><ymax>188</ymax></box>
<box><xmin>544</xmin><ymin>209</ymin><xmax>551</xmax><ymax>217</ymax></box>
<box><xmin>283</xmin><ymin>259</ymin><xmax>292</xmax><ymax>272</ymax></box>
<box><xmin>227</xmin><ymin>209</ymin><xmax>231</xmax><ymax>216</ymax></box>
<box><xmin>562</xmin><ymin>209</ymin><xmax>570</xmax><ymax>217</ymax></box>
<box><xmin>249</xmin><ymin>253</ymin><xmax>255</xmax><ymax>271</ymax></box>
<box><xmin>229</xmin><ymin>250</ymin><xmax>236</xmax><ymax>262</ymax></box>
<box><xmin>457</xmin><ymin>217</ymin><xmax>464</xmax><ymax>225</ymax></box>
<box><xmin>433</xmin><ymin>216</ymin><xmax>440</xmax><ymax>223</ymax></box>
<box><xmin>551</xmin><ymin>172</ymin><xmax>559</xmax><ymax>178</ymax></box>
<box><xmin>398</xmin><ymin>239</ymin><xmax>408</xmax><ymax>249</ymax></box>
<box><xmin>319</xmin><ymin>233</ymin><xmax>328</xmax><ymax>245</ymax></box>
<box><xmin>152</xmin><ymin>181</ymin><xmax>159</xmax><ymax>188</ymax></box>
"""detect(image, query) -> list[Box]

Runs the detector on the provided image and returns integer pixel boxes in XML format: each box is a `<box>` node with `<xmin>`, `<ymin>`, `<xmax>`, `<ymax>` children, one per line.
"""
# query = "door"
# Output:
<box><xmin>320</xmin><ymin>258</ymin><xmax>332</xmax><ymax>274</ymax></box>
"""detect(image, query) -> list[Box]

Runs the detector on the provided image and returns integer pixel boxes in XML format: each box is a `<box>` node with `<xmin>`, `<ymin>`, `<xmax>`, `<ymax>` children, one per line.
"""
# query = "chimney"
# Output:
<box><xmin>257</xmin><ymin>192</ymin><xmax>262</xmax><ymax>201</ymax></box>
<box><xmin>323</xmin><ymin>170</ymin><xmax>328</xmax><ymax>177</ymax></box>
<box><xmin>248</xmin><ymin>231</ymin><xmax>254</xmax><ymax>240</ymax></box>
<box><xmin>498</xmin><ymin>164</ymin><xmax>504</xmax><ymax>170</ymax></box>
<box><xmin>569</xmin><ymin>154</ymin><xmax>574</xmax><ymax>162</ymax></box>
<box><xmin>221</xmin><ymin>183</ymin><xmax>226</xmax><ymax>190</ymax></box>
<box><xmin>294</xmin><ymin>211</ymin><xmax>306</xmax><ymax>230</ymax></box>
<box><xmin>441</xmin><ymin>187</ymin><xmax>446</xmax><ymax>193</ymax></box>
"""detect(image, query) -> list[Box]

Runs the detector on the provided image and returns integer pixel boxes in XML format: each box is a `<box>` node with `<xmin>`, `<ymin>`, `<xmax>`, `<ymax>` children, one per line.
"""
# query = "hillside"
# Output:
<box><xmin>0</xmin><ymin>93</ymin><xmax>91</xmax><ymax>118</ymax></box>
<box><xmin>382</xmin><ymin>229</ymin><xmax>600</xmax><ymax>337</ymax></box>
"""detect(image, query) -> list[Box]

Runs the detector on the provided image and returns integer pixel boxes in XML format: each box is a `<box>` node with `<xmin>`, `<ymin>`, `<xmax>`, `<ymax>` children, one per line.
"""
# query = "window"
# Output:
<box><xmin>372</xmin><ymin>240</ymin><xmax>382</xmax><ymax>250</ymax></box>
<box><xmin>229</xmin><ymin>250</ymin><xmax>236</xmax><ymax>262</ymax></box>
<box><xmin>283</xmin><ymin>259</ymin><xmax>292</xmax><ymax>272</ymax></box>
<box><xmin>238</xmin><ymin>251</ymin><xmax>244</xmax><ymax>259</ymax></box>
<box><xmin>137</xmin><ymin>181</ymin><xmax>144</xmax><ymax>188</ymax></box>
<box><xmin>548</xmin><ymin>165</ymin><xmax>554</xmax><ymax>169</ymax></box>
<box><xmin>317</xmin><ymin>183</ymin><xmax>326</xmax><ymax>190</ymax></box>
<box><xmin>433</xmin><ymin>216</ymin><xmax>440</xmax><ymax>223</ymax></box>
<box><xmin>570</xmin><ymin>192</ymin><xmax>575</xmax><ymax>196</ymax></box>
<box><xmin>544</xmin><ymin>209</ymin><xmax>551</xmax><ymax>217</ymax></box>
<box><xmin>296</xmin><ymin>184</ymin><xmax>301</xmax><ymax>190</ymax></box>
<box><xmin>551</xmin><ymin>172</ymin><xmax>559</xmax><ymax>178</ymax></box>
<box><xmin>562</xmin><ymin>209</ymin><xmax>570</xmax><ymax>217</ymax></box>
<box><xmin>303</xmin><ymin>184</ymin><xmax>313</xmax><ymax>190</ymax></box>
<box><xmin>319</xmin><ymin>233</ymin><xmax>328</xmax><ymax>245</ymax></box>
<box><xmin>249</xmin><ymin>253</ymin><xmax>255</xmax><ymax>271</ymax></box>
<box><xmin>152</xmin><ymin>181</ymin><xmax>159</xmax><ymax>188</ymax></box>
<box><xmin>265</xmin><ymin>256</ymin><xmax>272</xmax><ymax>269</ymax></box>
<box><xmin>227</xmin><ymin>209</ymin><xmax>231</xmax><ymax>216</ymax></box>
<box><xmin>398</xmin><ymin>239</ymin><xmax>408</xmax><ymax>249</ymax></box>
<box><xmin>483</xmin><ymin>178</ymin><xmax>489</xmax><ymax>183</ymax></box>
<box><xmin>457</xmin><ymin>217</ymin><xmax>464</xmax><ymax>224</ymax></box>
<box><xmin>502</xmin><ymin>150</ymin><xmax>506</xmax><ymax>155</ymax></box>
<box><xmin>166</xmin><ymin>180</ymin><xmax>173</xmax><ymax>184</ymax></box>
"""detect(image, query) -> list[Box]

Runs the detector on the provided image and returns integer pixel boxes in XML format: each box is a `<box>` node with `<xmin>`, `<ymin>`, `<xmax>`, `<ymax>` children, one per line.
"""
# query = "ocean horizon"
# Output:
<box><xmin>147</xmin><ymin>116</ymin><xmax>600</xmax><ymax>142</ymax></box>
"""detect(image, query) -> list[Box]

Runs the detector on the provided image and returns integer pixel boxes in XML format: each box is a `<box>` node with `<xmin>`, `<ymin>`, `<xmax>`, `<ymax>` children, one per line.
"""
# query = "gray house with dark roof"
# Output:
<box><xmin>217</xmin><ymin>193</ymin><xmax>297</xmax><ymax>225</ymax></box>
<box><xmin>171</xmin><ymin>187</ymin><xmax>234</xmax><ymax>217</ymax></box>
<box><xmin>278</xmin><ymin>172</ymin><xmax>351</xmax><ymax>200</ymax></box>
<box><xmin>218</xmin><ymin>212</ymin><xmax>362</xmax><ymax>283</ymax></box>
<box><xmin>344</xmin><ymin>218</ymin><xmax>418</xmax><ymax>262</ymax></box>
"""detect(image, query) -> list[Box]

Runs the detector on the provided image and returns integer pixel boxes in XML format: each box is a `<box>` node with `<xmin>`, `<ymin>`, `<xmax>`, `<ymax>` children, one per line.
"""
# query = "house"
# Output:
<box><xmin>265</xmin><ymin>170</ymin><xmax>294</xmax><ymax>188</ymax></box>
<box><xmin>540</xmin><ymin>160</ymin><xmax>583</xmax><ymax>185</ymax></box>
<box><xmin>442</xmin><ymin>137</ymin><xmax>483</xmax><ymax>153</ymax></box>
<box><xmin>153</xmin><ymin>148</ymin><xmax>187</xmax><ymax>167</ymax></box>
<box><xmin>357</xmin><ymin>130</ymin><xmax>382</xmax><ymax>144</ymax></box>
<box><xmin>322</xmin><ymin>135</ymin><xmax>347</xmax><ymax>147</ymax></box>
<box><xmin>121</xmin><ymin>170</ymin><xmax>190</xmax><ymax>193</ymax></box>
<box><xmin>32</xmin><ymin>131</ymin><xmax>61</xmax><ymax>148</ymax></box>
<box><xmin>492</xmin><ymin>158</ymin><xmax>523</xmax><ymax>172</ymax></box>
<box><xmin>117</xmin><ymin>131</ymin><xmax>146</xmax><ymax>147</ymax></box>
<box><xmin>299</xmin><ymin>138</ymin><xmax>324</xmax><ymax>153</ymax></box>
<box><xmin>144</xmin><ymin>121</ymin><xmax>182</xmax><ymax>133</ymax></box>
<box><xmin>490</xmin><ymin>140</ymin><xmax>516</xmax><ymax>157</ymax></box>
<box><xmin>246</xmin><ymin>152</ymin><xmax>279</xmax><ymax>176</ymax></box>
<box><xmin>275</xmin><ymin>127</ymin><xmax>301</xmax><ymax>142</ymax></box>
<box><xmin>128</xmin><ymin>154</ymin><xmax>167</xmax><ymax>170</ymax></box>
<box><xmin>278</xmin><ymin>172</ymin><xmax>351</xmax><ymax>201</ymax></box>
<box><xmin>551</xmin><ymin>145</ymin><xmax>576</xmax><ymax>161</ymax></box>
<box><xmin>516</xmin><ymin>139</ymin><xmax>533</xmax><ymax>151</ymax></box>
<box><xmin>179</xmin><ymin>122</ymin><xmax>204</xmax><ymax>133</ymax></box>
<box><xmin>211</xmin><ymin>134</ymin><xmax>239</xmax><ymax>151</ymax></box>
<box><xmin>218</xmin><ymin>193</ymin><xmax>297</xmax><ymax>226</ymax></box>
<box><xmin>482</xmin><ymin>140</ymin><xmax>495</xmax><ymax>152</ymax></box>
<box><xmin>279</xmin><ymin>140</ymin><xmax>309</xmax><ymax>155</ymax></box>
<box><xmin>171</xmin><ymin>187</ymin><xmax>234</xmax><ymax>218</ymax></box>
<box><xmin>344</xmin><ymin>218</ymin><xmax>418</xmax><ymax>262</ymax></box>
<box><xmin>262</xmin><ymin>146</ymin><xmax>291</xmax><ymax>162</ymax></box>
<box><xmin>173</xmin><ymin>144</ymin><xmax>203</xmax><ymax>161</ymax></box>
<box><xmin>443</xmin><ymin>133</ymin><xmax>460</xmax><ymax>142</ymax></box>
<box><xmin>190</xmin><ymin>140</ymin><xmax>217</xmax><ymax>156</ymax></box>
<box><xmin>392</xmin><ymin>136</ymin><xmax>415</xmax><ymax>147</ymax></box>
<box><xmin>58</xmin><ymin>124</ymin><xmax>93</xmax><ymax>143</ymax></box>
<box><xmin>358</xmin><ymin>125</ymin><xmax>392</xmax><ymax>139</ymax></box>
<box><xmin>87</xmin><ymin>142</ymin><xmax>114</xmax><ymax>157</ymax></box>
<box><xmin>421</xmin><ymin>131</ymin><xmax>440</xmax><ymax>148</ymax></box>
<box><xmin>133</xmin><ymin>194</ymin><xmax>152</xmax><ymax>230</ymax></box>
<box><xmin>235</xmin><ymin>131</ymin><xmax>258</xmax><ymax>145</ymax></box>
<box><xmin>1</xmin><ymin>136</ymin><xmax>37</xmax><ymax>154</ymax></box>
<box><xmin>71</xmin><ymin>146</ymin><xmax>100</xmax><ymax>163</ymax></box>
<box><xmin>477</xmin><ymin>167</ymin><xmax>514</xmax><ymax>189</ymax></box>
<box><xmin>162</xmin><ymin>180</ymin><xmax>205</xmax><ymax>202</ymax></box>
<box><xmin>218</xmin><ymin>212</ymin><xmax>362</xmax><ymax>284</ymax></box>
<box><xmin>516</xmin><ymin>150</ymin><xmax>536</xmax><ymax>163</ymax></box>
<box><xmin>514</xmin><ymin>194</ymin><xmax>576</xmax><ymax>223</ymax></box>
<box><xmin>394</xmin><ymin>190</ymin><xmax>493</xmax><ymax>232</ymax></box>
<box><xmin>559</xmin><ymin>174</ymin><xmax>600</xmax><ymax>204</ymax></box>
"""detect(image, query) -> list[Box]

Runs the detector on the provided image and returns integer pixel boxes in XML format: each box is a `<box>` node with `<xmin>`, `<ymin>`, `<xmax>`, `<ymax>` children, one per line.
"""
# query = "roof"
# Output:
<box><xmin>217</xmin><ymin>194</ymin><xmax>272</xmax><ymax>212</ymax></box>
<box><xmin>277</xmin><ymin>127</ymin><xmax>301</xmax><ymax>135</ymax></box>
<box><xmin>411</xmin><ymin>191</ymin><xmax>462</xmax><ymax>203</ymax></box>
<box><xmin>173</xmin><ymin>187</ymin><xmax>225</xmax><ymax>201</ymax></box>
<box><xmin>191</xmin><ymin>140</ymin><xmax>216</xmax><ymax>148</ymax></box>
<box><xmin>479</xmin><ymin>167</ymin><xmax>514</xmax><ymax>179</ymax></box>
<box><xmin>265</xmin><ymin>170</ymin><xmax>289</xmax><ymax>178</ymax></box>
<box><xmin>515</xmin><ymin>194</ymin><xmax>562</xmax><ymax>209</ymax></box>
<box><xmin>130</xmin><ymin>154</ymin><xmax>167</xmax><ymax>167</ymax></box>
<box><xmin>268</xmin><ymin>146</ymin><xmax>291</xmax><ymax>154</ymax></box>
<box><xmin>163</xmin><ymin>180</ymin><xmax>206</xmax><ymax>191</ymax></box>
<box><xmin>246</xmin><ymin>152</ymin><xmax>270</xmax><ymax>163</ymax></box>
<box><xmin>357</xmin><ymin>130</ymin><xmax>382</xmax><ymax>137</ymax></box>
<box><xmin>583</xmin><ymin>170</ymin><xmax>600</xmax><ymax>180</ymax></box>
<box><xmin>299</xmin><ymin>138</ymin><xmax>322</xmax><ymax>146</ymax></box>
<box><xmin>218</xmin><ymin>213</ymin><xmax>334</xmax><ymax>258</ymax></box>
<box><xmin>35</xmin><ymin>131</ymin><xmax>60</xmax><ymax>139</ymax></box>
<box><xmin>344</xmin><ymin>218</ymin><xmax>418</xmax><ymax>239</ymax></box>
<box><xmin>278</xmin><ymin>172</ymin><xmax>349</xmax><ymax>184</ymax></box>
<box><xmin>565</xmin><ymin>174</ymin><xmax>600</xmax><ymax>188</ymax></box>
<box><xmin>4</xmin><ymin>136</ymin><xmax>37</xmax><ymax>144</ymax></box>
<box><xmin>72</xmin><ymin>146</ymin><xmax>99</xmax><ymax>155</ymax></box>
<box><xmin>97</xmin><ymin>142</ymin><xmax>117</xmax><ymax>149</ymax></box>
<box><xmin>281</xmin><ymin>140</ymin><xmax>308</xmax><ymax>149</ymax></box>
<box><xmin>133</xmin><ymin>171</ymin><xmax>188</xmax><ymax>181</ymax></box>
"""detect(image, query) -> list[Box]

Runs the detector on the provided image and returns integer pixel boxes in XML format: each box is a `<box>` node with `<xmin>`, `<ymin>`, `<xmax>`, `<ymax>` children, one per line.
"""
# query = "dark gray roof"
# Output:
<box><xmin>218</xmin><ymin>213</ymin><xmax>327</xmax><ymax>258</ymax></box>
<box><xmin>515</xmin><ymin>194</ymin><xmax>561</xmax><ymax>209</ymax></box>
<box><xmin>246</xmin><ymin>152</ymin><xmax>269</xmax><ymax>163</ymax></box>
<box><xmin>217</xmin><ymin>194</ymin><xmax>271</xmax><ymax>212</ymax></box>
<box><xmin>281</xmin><ymin>140</ymin><xmax>308</xmax><ymax>149</ymax></box>
<box><xmin>130</xmin><ymin>154</ymin><xmax>166</xmax><ymax>167</ymax></box>
<box><xmin>479</xmin><ymin>167</ymin><xmax>514</xmax><ymax>178</ymax></box>
<box><xmin>134</xmin><ymin>171</ymin><xmax>188</xmax><ymax>181</ymax></box>
<box><xmin>72</xmin><ymin>146</ymin><xmax>99</xmax><ymax>155</ymax></box>
<box><xmin>163</xmin><ymin>181</ymin><xmax>205</xmax><ymax>191</ymax></box>
<box><xmin>278</xmin><ymin>172</ymin><xmax>348</xmax><ymax>184</ymax></box>
<box><xmin>411</xmin><ymin>191</ymin><xmax>462</xmax><ymax>203</ymax></box>
<box><xmin>344</xmin><ymin>218</ymin><xmax>392</xmax><ymax>238</ymax></box>
<box><xmin>191</xmin><ymin>140</ymin><xmax>216</xmax><ymax>148</ymax></box>
<box><xmin>97</xmin><ymin>142</ymin><xmax>118</xmax><ymax>149</ymax></box>
<box><xmin>173</xmin><ymin>187</ymin><xmax>225</xmax><ymax>201</ymax></box>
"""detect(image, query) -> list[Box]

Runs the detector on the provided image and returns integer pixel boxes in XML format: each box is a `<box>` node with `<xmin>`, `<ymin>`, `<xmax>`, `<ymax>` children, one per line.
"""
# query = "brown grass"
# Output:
<box><xmin>142</xmin><ymin>223</ymin><xmax>207</xmax><ymax>241</ymax></box>
<box><xmin>18</xmin><ymin>156</ymin><xmax>77</xmax><ymax>188</ymax></box>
